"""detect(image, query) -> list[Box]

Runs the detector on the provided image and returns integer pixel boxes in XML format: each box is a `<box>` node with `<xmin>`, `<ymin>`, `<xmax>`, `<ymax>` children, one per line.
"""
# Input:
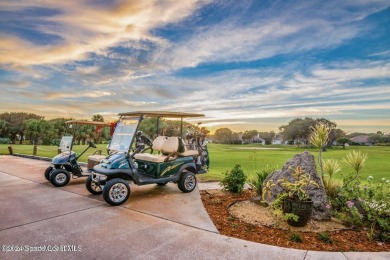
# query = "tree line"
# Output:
<box><xmin>0</xmin><ymin>112</ymin><xmax>110</xmax><ymax>145</ymax></box>
<box><xmin>0</xmin><ymin>112</ymin><xmax>201</xmax><ymax>145</ymax></box>
<box><xmin>213</xmin><ymin>117</ymin><xmax>390</xmax><ymax>146</ymax></box>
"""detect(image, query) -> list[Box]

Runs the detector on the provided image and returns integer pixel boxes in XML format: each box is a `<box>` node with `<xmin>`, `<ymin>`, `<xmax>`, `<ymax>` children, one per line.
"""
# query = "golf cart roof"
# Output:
<box><xmin>65</xmin><ymin>120</ymin><xmax>111</xmax><ymax>127</ymax></box>
<box><xmin>118</xmin><ymin>111</ymin><xmax>204</xmax><ymax>118</ymax></box>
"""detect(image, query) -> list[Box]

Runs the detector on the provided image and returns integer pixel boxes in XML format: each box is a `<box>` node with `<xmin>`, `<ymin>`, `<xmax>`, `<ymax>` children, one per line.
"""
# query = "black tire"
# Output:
<box><xmin>178</xmin><ymin>172</ymin><xmax>197</xmax><ymax>193</ymax></box>
<box><xmin>44</xmin><ymin>166</ymin><xmax>53</xmax><ymax>181</ymax></box>
<box><xmin>86</xmin><ymin>174</ymin><xmax>102</xmax><ymax>195</ymax></box>
<box><xmin>103</xmin><ymin>178</ymin><xmax>130</xmax><ymax>206</ymax></box>
<box><xmin>50</xmin><ymin>169</ymin><xmax>70</xmax><ymax>187</ymax></box>
<box><xmin>157</xmin><ymin>182</ymin><xmax>168</xmax><ymax>186</ymax></box>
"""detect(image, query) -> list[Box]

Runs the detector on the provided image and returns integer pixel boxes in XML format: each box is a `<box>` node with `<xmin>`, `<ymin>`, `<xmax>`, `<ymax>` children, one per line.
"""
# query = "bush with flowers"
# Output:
<box><xmin>326</xmin><ymin>151</ymin><xmax>390</xmax><ymax>242</ymax></box>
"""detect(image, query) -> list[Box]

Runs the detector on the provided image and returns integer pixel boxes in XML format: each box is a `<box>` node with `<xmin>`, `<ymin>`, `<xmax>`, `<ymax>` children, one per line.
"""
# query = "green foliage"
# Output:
<box><xmin>310</xmin><ymin>123</ymin><xmax>331</xmax><ymax>185</ymax></box>
<box><xmin>337</xmin><ymin>137</ymin><xmax>351</xmax><ymax>149</ymax></box>
<box><xmin>327</xmin><ymin>151</ymin><xmax>390</xmax><ymax>242</ymax></box>
<box><xmin>318</xmin><ymin>233</ymin><xmax>333</xmax><ymax>244</ymax></box>
<box><xmin>248</xmin><ymin>165</ymin><xmax>275</xmax><ymax>196</ymax></box>
<box><xmin>289</xmin><ymin>233</ymin><xmax>303</xmax><ymax>243</ymax></box>
<box><xmin>220</xmin><ymin>164</ymin><xmax>247</xmax><ymax>193</ymax></box>
<box><xmin>284</xmin><ymin>213</ymin><xmax>299</xmax><ymax>222</ymax></box>
<box><xmin>277</xmin><ymin>166</ymin><xmax>319</xmax><ymax>201</ymax></box>
<box><xmin>342</xmin><ymin>150</ymin><xmax>367</xmax><ymax>189</ymax></box>
<box><xmin>344</xmin><ymin>150</ymin><xmax>367</xmax><ymax>176</ymax></box>
<box><xmin>262</xmin><ymin>179</ymin><xmax>276</xmax><ymax>201</ymax></box>
<box><xmin>0</xmin><ymin>138</ymin><xmax>11</xmax><ymax>144</ymax></box>
<box><xmin>322</xmin><ymin>159</ymin><xmax>342</xmax><ymax>199</ymax></box>
<box><xmin>0</xmin><ymin>112</ymin><xmax>44</xmax><ymax>144</ymax></box>
<box><xmin>214</xmin><ymin>128</ymin><xmax>234</xmax><ymax>144</ymax></box>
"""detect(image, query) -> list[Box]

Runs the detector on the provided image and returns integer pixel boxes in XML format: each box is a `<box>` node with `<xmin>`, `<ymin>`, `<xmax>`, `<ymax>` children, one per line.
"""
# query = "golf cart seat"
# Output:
<box><xmin>134</xmin><ymin>136</ymin><xmax>169</xmax><ymax>162</ymax></box>
<box><xmin>134</xmin><ymin>136</ymin><xmax>181</xmax><ymax>163</ymax></box>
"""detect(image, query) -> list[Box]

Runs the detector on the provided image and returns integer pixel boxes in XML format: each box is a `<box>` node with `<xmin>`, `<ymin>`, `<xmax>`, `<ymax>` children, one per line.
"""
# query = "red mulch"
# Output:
<box><xmin>200</xmin><ymin>190</ymin><xmax>390</xmax><ymax>252</ymax></box>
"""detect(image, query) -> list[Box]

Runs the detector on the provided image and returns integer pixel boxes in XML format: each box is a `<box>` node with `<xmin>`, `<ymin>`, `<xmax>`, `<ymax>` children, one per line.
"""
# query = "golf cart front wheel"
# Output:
<box><xmin>86</xmin><ymin>174</ymin><xmax>102</xmax><ymax>195</ymax></box>
<box><xmin>44</xmin><ymin>166</ymin><xmax>53</xmax><ymax>181</ymax></box>
<box><xmin>50</xmin><ymin>169</ymin><xmax>70</xmax><ymax>187</ymax></box>
<box><xmin>178</xmin><ymin>172</ymin><xmax>197</xmax><ymax>193</ymax></box>
<box><xmin>103</xmin><ymin>178</ymin><xmax>130</xmax><ymax>206</ymax></box>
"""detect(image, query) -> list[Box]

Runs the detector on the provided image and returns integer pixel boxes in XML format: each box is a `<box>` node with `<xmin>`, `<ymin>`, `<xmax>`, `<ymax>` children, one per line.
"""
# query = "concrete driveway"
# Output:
<box><xmin>0</xmin><ymin>156</ymin><xmax>388</xmax><ymax>259</ymax></box>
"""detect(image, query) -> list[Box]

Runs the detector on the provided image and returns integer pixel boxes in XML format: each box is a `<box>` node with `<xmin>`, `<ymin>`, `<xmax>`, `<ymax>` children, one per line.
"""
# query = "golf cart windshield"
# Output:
<box><xmin>59</xmin><ymin>136</ymin><xmax>73</xmax><ymax>153</ymax></box>
<box><xmin>108</xmin><ymin>117</ymin><xmax>140</xmax><ymax>153</ymax></box>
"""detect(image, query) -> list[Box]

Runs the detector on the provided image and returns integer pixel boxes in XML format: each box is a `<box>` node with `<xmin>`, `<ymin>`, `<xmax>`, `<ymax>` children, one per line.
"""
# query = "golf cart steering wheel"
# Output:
<box><xmin>89</xmin><ymin>141</ymin><xmax>97</xmax><ymax>148</ymax></box>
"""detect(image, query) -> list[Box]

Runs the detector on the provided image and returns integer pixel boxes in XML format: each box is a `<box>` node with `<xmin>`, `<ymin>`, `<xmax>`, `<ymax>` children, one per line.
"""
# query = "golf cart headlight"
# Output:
<box><xmin>92</xmin><ymin>172</ymin><xmax>107</xmax><ymax>182</ymax></box>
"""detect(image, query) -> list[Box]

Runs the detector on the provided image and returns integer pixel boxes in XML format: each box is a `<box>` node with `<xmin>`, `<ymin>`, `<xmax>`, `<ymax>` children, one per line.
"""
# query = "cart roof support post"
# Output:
<box><xmin>180</xmin><ymin>117</ymin><xmax>183</xmax><ymax>139</ymax></box>
<box><xmin>156</xmin><ymin>117</ymin><xmax>160</xmax><ymax>137</ymax></box>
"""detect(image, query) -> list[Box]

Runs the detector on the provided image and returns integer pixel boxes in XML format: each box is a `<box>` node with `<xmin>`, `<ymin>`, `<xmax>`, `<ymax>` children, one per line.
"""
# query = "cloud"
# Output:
<box><xmin>155</xmin><ymin>1</ymin><xmax>390</xmax><ymax>70</ymax></box>
<box><xmin>0</xmin><ymin>0</ymin><xmax>211</xmax><ymax>69</ymax></box>
<box><xmin>44</xmin><ymin>90</ymin><xmax>114</xmax><ymax>99</ymax></box>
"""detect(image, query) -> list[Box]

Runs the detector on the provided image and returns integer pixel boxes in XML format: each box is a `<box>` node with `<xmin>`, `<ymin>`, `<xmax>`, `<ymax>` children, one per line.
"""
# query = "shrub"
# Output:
<box><xmin>51</xmin><ymin>139</ymin><xmax>61</xmax><ymax>146</ymax></box>
<box><xmin>330</xmin><ymin>151</ymin><xmax>390</xmax><ymax>242</ymax></box>
<box><xmin>0</xmin><ymin>137</ymin><xmax>11</xmax><ymax>144</ymax></box>
<box><xmin>248</xmin><ymin>165</ymin><xmax>275</xmax><ymax>196</ymax></box>
<box><xmin>289</xmin><ymin>233</ymin><xmax>303</xmax><ymax>243</ymax></box>
<box><xmin>322</xmin><ymin>159</ymin><xmax>341</xmax><ymax>199</ymax></box>
<box><xmin>220</xmin><ymin>164</ymin><xmax>247</xmax><ymax>193</ymax></box>
<box><xmin>318</xmin><ymin>232</ymin><xmax>333</xmax><ymax>244</ymax></box>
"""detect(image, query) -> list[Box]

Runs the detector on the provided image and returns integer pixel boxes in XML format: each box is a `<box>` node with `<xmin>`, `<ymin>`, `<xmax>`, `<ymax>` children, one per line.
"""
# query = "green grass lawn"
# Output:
<box><xmin>0</xmin><ymin>143</ymin><xmax>109</xmax><ymax>163</ymax></box>
<box><xmin>203</xmin><ymin>143</ymin><xmax>390</xmax><ymax>183</ymax></box>
<box><xmin>1</xmin><ymin>143</ymin><xmax>389</xmax><ymax>183</ymax></box>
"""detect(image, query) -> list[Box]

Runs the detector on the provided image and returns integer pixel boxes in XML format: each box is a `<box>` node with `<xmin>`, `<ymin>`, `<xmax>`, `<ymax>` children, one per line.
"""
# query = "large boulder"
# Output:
<box><xmin>263</xmin><ymin>151</ymin><xmax>331</xmax><ymax>221</ymax></box>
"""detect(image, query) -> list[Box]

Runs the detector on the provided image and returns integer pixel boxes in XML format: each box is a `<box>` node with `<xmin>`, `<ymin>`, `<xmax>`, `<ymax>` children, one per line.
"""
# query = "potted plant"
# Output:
<box><xmin>263</xmin><ymin>166</ymin><xmax>319</xmax><ymax>227</ymax></box>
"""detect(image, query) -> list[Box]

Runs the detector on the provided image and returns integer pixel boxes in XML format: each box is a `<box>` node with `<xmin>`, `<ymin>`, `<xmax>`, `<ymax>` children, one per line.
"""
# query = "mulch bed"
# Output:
<box><xmin>200</xmin><ymin>190</ymin><xmax>390</xmax><ymax>252</ymax></box>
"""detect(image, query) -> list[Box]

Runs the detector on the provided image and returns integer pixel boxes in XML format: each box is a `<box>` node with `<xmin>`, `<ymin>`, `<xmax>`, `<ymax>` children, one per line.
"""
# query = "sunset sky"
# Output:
<box><xmin>1</xmin><ymin>0</ymin><xmax>389</xmax><ymax>134</ymax></box>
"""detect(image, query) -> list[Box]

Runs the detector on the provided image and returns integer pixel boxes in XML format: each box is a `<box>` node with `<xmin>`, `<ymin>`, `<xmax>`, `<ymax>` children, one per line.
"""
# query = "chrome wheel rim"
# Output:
<box><xmin>184</xmin><ymin>175</ymin><xmax>196</xmax><ymax>191</ymax></box>
<box><xmin>55</xmin><ymin>173</ymin><xmax>67</xmax><ymax>183</ymax></box>
<box><xmin>109</xmin><ymin>183</ymin><xmax>128</xmax><ymax>203</ymax></box>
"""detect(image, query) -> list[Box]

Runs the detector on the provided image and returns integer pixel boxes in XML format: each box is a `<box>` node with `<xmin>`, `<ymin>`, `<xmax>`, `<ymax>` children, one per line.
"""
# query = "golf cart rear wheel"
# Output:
<box><xmin>50</xmin><ymin>169</ymin><xmax>70</xmax><ymax>187</ymax></box>
<box><xmin>178</xmin><ymin>172</ymin><xmax>197</xmax><ymax>193</ymax></box>
<box><xmin>86</xmin><ymin>174</ymin><xmax>102</xmax><ymax>195</ymax></box>
<box><xmin>103</xmin><ymin>178</ymin><xmax>130</xmax><ymax>206</ymax></box>
<box><xmin>44</xmin><ymin>166</ymin><xmax>53</xmax><ymax>181</ymax></box>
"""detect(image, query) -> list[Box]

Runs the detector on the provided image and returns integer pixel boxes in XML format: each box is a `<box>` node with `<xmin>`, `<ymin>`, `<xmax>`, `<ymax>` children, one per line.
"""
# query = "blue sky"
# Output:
<box><xmin>0</xmin><ymin>0</ymin><xmax>389</xmax><ymax>133</ymax></box>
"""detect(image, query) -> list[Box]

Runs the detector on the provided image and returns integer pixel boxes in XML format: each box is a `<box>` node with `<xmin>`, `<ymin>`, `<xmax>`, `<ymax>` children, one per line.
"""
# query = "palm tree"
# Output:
<box><xmin>92</xmin><ymin>114</ymin><xmax>104</xmax><ymax>122</ymax></box>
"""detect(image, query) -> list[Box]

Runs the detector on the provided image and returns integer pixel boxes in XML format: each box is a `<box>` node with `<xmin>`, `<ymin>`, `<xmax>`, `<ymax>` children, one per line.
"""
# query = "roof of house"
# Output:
<box><xmin>350</xmin><ymin>135</ymin><xmax>370</xmax><ymax>143</ymax></box>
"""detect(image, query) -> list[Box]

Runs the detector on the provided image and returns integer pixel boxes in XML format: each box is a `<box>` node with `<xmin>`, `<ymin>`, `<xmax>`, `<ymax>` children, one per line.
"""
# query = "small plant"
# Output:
<box><xmin>322</xmin><ymin>159</ymin><xmax>341</xmax><ymax>199</ymax></box>
<box><xmin>310</xmin><ymin>123</ymin><xmax>331</xmax><ymax>186</ymax></box>
<box><xmin>278</xmin><ymin>166</ymin><xmax>319</xmax><ymax>201</ymax></box>
<box><xmin>342</xmin><ymin>151</ymin><xmax>367</xmax><ymax>188</ymax></box>
<box><xmin>318</xmin><ymin>232</ymin><xmax>333</xmax><ymax>244</ymax></box>
<box><xmin>230</xmin><ymin>222</ymin><xmax>239</xmax><ymax>228</ymax></box>
<box><xmin>262</xmin><ymin>180</ymin><xmax>276</xmax><ymax>201</ymax></box>
<box><xmin>289</xmin><ymin>233</ymin><xmax>303</xmax><ymax>243</ymax></box>
<box><xmin>367</xmin><ymin>223</ymin><xmax>376</xmax><ymax>242</ymax></box>
<box><xmin>284</xmin><ymin>213</ymin><xmax>299</xmax><ymax>222</ymax></box>
<box><xmin>248</xmin><ymin>165</ymin><xmax>275</xmax><ymax>196</ymax></box>
<box><xmin>227</xmin><ymin>216</ymin><xmax>235</xmax><ymax>221</ymax></box>
<box><xmin>220</xmin><ymin>164</ymin><xmax>247</xmax><ymax>193</ymax></box>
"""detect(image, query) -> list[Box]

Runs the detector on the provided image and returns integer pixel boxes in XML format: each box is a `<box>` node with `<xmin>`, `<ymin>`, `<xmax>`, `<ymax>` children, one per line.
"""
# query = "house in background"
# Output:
<box><xmin>272</xmin><ymin>135</ymin><xmax>285</xmax><ymax>145</ymax></box>
<box><xmin>252</xmin><ymin>135</ymin><xmax>266</xmax><ymax>145</ymax></box>
<box><xmin>350</xmin><ymin>135</ymin><xmax>373</xmax><ymax>146</ymax></box>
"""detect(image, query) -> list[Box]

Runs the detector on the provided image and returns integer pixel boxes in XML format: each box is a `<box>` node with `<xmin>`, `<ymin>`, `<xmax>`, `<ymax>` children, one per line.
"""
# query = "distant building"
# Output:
<box><xmin>252</xmin><ymin>135</ymin><xmax>266</xmax><ymax>145</ymax></box>
<box><xmin>272</xmin><ymin>135</ymin><xmax>285</xmax><ymax>145</ymax></box>
<box><xmin>350</xmin><ymin>135</ymin><xmax>372</xmax><ymax>146</ymax></box>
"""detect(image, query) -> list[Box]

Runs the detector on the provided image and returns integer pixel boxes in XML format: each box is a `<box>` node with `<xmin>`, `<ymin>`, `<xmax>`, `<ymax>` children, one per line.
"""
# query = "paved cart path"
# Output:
<box><xmin>0</xmin><ymin>156</ymin><xmax>388</xmax><ymax>259</ymax></box>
